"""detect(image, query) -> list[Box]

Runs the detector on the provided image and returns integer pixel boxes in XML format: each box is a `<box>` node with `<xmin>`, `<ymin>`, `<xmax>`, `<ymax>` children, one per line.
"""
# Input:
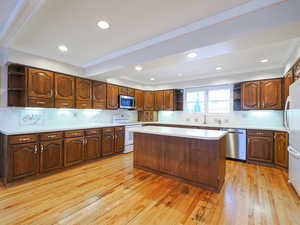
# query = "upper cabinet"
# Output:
<box><xmin>93</xmin><ymin>81</ymin><xmax>107</xmax><ymax>109</ymax></box>
<box><xmin>107</xmin><ymin>84</ymin><xmax>119</xmax><ymax>109</ymax></box>
<box><xmin>284</xmin><ymin>69</ymin><xmax>294</xmax><ymax>103</ymax></box>
<box><xmin>242</xmin><ymin>81</ymin><xmax>260</xmax><ymax>110</ymax></box>
<box><xmin>260</xmin><ymin>79</ymin><xmax>282</xmax><ymax>110</ymax></box>
<box><xmin>294</xmin><ymin>60</ymin><xmax>300</xmax><ymax>81</ymax></box>
<box><xmin>75</xmin><ymin>78</ymin><xmax>92</xmax><ymax>108</ymax></box>
<box><xmin>54</xmin><ymin>73</ymin><xmax>75</xmax><ymax>108</ymax></box>
<box><xmin>27</xmin><ymin>68</ymin><xmax>54</xmax><ymax>108</ymax></box>
<box><xmin>144</xmin><ymin>91</ymin><xmax>155</xmax><ymax>111</ymax></box>
<box><xmin>242</xmin><ymin>79</ymin><xmax>283</xmax><ymax>110</ymax></box>
<box><xmin>163</xmin><ymin>90</ymin><xmax>174</xmax><ymax>110</ymax></box>
<box><xmin>119</xmin><ymin>86</ymin><xmax>135</xmax><ymax>97</ymax></box>
<box><xmin>154</xmin><ymin>91</ymin><xmax>164</xmax><ymax>111</ymax></box>
<box><xmin>135</xmin><ymin>89</ymin><xmax>144</xmax><ymax>111</ymax></box>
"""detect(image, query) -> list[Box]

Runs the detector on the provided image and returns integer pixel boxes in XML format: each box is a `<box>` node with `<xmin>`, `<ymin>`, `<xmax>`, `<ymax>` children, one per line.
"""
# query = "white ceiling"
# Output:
<box><xmin>0</xmin><ymin>0</ymin><xmax>19</xmax><ymax>36</ymax></box>
<box><xmin>1</xmin><ymin>0</ymin><xmax>300</xmax><ymax>87</ymax></box>
<box><xmin>8</xmin><ymin>0</ymin><xmax>249</xmax><ymax>66</ymax></box>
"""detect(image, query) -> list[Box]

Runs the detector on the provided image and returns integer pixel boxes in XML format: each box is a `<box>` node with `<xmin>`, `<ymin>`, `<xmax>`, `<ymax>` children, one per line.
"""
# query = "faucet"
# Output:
<box><xmin>203</xmin><ymin>113</ymin><xmax>207</xmax><ymax>124</ymax></box>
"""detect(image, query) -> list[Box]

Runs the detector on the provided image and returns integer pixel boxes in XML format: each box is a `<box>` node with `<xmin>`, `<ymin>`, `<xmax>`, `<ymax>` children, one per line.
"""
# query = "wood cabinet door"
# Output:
<box><xmin>119</xmin><ymin>86</ymin><xmax>128</xmax><ymax>96</ymax></box>
<box><xmin>107</xmin><ymin>84</ymin><xmax>119</xmax><ymax>109</ymax></box>
<box><xmin>76</xmin><ymin>78</ymin><xmax>92</xmax><ymax>101</ymax></box>
<box><xmin>284</xmin><ymin>70</ymin><xmax>294</xmax><ymax>103</ymax></box>
<box><xmin>154</xmin><ymin>91</ymin><xmax>164</xmax><ymax>111</ymax></box>
<box><xmin>144</xmin><ymin>91</ymin><xmax>154</xmax><ymax>110</ymax></box>
<box><xmin>85</xmin><ymin>136</ymin><xmax>101</xmax><ymax>160</ymax></box>
<box><xmin>28</xmin><ymin>68</ymin><xmax>54</xmax><ymax>99</ymax></box>
<box><xmin>274</xmin><ymin>132</ymin><xmax>288</xmax><ymax>168</ymax></box>
<box><xmin>55</xmin><ymin>73</ymin><xmax>75</xmax><ymax>100</ymax></box>
<box><xmin>93</xmin><ymin>81</ymin><xmax>107</xmax><ymax>109</ymax></box>
<box><xmin>135</xmin><ymin>90</ymin><xmax>144</xmax><ymax>111</ymax></box>
<box><xmin>115</xmin><ymin>131</ymin><xmax>125</xmax><ymax>153</ymax></box>
<box><xmin>9</xmin><ymin>143</ymin><xmax>38</xmax><ymax>181</ymax></box>
<box><xmin>260</xmin><ymin>79</ymin><xmax>283</xmax><ymax>110</ymax></box>
<box><xmin>128</xmin><ymin>88</ymin><xmax>135</xmax><ymax>97</ymax></box>
<box><xmin>102</xmin><ymin>133</ymin><xmax>115</xmax><ymax>156</ymax></box>
<box><xmin>40</xmin><ymin>140</ymin><xmax>63</xmax><ymax>173</ymax></box>
<box><xmin>294</xmin><ymin>60</ymin><xmax>300</xmax><ymax>81</ymax></box>
<box><xmin>164</xmin><ymin>90</ymin><xmax>174</xmax><ymax>111</ymax></box>
<box><xmin>242</xmin><ymin>81</ymin><xmax>260</xmax><ymax>110</ymax></box>
<box><xmin>64</xmin><ymin>137</ymin><xmax>85</xmax><ymax>167</ymax></box>
<box><xmin>247</xmin><ymin>136</ymin><xmax>274</xmax><ymax>163</ymax></box>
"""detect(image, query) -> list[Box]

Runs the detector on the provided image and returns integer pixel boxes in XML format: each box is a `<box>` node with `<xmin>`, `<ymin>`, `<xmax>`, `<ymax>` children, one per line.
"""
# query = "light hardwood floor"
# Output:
<box><xmin>0</xmin><ymin>153</ymin><xmax>299</xmax><ymax>225</ymax></box>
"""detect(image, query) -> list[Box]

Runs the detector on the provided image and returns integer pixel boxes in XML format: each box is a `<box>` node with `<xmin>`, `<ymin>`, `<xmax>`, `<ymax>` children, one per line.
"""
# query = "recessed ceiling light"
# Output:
<box><xmin>187</xmin><ymin>52</ymin><xmax>197</xmax><ymax>58</ymax></box>
<box><xmin>150</xmin><ymin>78</ymin><xmax>155</xmax><ymax>81</ymax></box>
<box><xmin>135</xmin><ymin>66</ymin><xmax>143</xmax><ymax>71</ymax></box>
<box><xmin>216</xmin><ymin>67</ymin><xmax>222</xmax><ymax>71</ymax></box>
<box><xmin>97</xmin><ymin>20</ymin><xmax>110</xmax><ymax>29</ymax></box>
<box><xmin>260</xmin><ymin>59</ymin><xmax>269</xmax><ymax>63</ymax></box>
<box><xmin>178</xmin><ymin>73</ymin><xmax>183</xmax><ymax>76</ymax></box>
<box><xmin>58</xmin><ymin>45</ymin><xmax>68</xmax><ymax>52</ymax></box>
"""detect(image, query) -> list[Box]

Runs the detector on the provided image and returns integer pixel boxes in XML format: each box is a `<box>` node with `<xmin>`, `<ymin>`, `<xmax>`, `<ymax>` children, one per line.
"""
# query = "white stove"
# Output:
<box><xmin>112</xmin><ymin>114</ymin><xmax>142</xmax><ymax>153</ymax></box>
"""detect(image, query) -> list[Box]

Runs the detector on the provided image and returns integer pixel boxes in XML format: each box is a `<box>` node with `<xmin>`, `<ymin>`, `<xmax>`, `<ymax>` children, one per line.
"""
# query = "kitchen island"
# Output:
<box><xmin>129</xmin><ymin>126</ymin><xmax>227</xmax><ymax>192</ymax></box>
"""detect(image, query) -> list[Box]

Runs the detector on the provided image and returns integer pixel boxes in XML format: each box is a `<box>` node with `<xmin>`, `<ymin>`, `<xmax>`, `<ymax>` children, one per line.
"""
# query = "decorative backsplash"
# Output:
<box><xmin>0</xmin><ymin>107</ymin><xmax>138</xmax><ymax>130</ymax></box>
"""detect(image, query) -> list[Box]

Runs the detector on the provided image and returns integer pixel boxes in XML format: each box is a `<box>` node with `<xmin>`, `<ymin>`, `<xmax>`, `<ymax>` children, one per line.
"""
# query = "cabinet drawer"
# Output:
<box><xmin>28</xmin><ymin>97</ymin><xmax>54</xmax><ymax>108</ymax></box>
<box><xmin>64</xmin><ymin>130</ymin><xmax>84</xmax><ymax>138</ymax></box>
<box><xmin>85</xmin><ymin>129</ymin><xmax>100</xmax><ymax>136</ymax></box>
<box><xmin>9</xmin><ymin>134</ymin><xmax>38</xmax><ymax>144</ymax></box>
<box><xmin>115</xmin><ymin>126</ymin><xmax>125</xmax><ymax>132</ymax></box>
<box><xmin>40</xmin><ymin>132</ymin><xmax>63</xmax><ymax>141</ymax></box>
<box><xmin>247</xmin><ymin>130</ymin><xmax>273</xmax><ymax>137</ymax></box>
<box><xmin>55</xmin><ymin>99</ymin><xmax>74</xmax><ymax>108</ymax></box>
<box><xmin>103</xmin><ymin>127</ymin><xmax>114</xmax><ymax>134</ymax></box>
<box><xmin>76</xmin><ymin>100</ymin><xmax>92</xmax><ymax>109</ymax></box>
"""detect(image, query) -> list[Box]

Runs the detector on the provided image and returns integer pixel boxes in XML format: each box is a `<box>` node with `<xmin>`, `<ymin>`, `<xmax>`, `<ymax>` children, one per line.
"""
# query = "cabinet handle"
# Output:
<box><xmin>20</xmin><ymin>137</ymin><xmax>31</xmax><ymax>141</ymax></box>
<box><xmin>36</xmin><ymin>101</ymin><xmax>46</xmax><ymax>105</ymax></box>
<box><xmin>41</xmin><ymin>144</ymin><xmax>44</xmax><ymax>153</ymax></box>
<box><xmin>34</xmin><ymin>145</ymin><xmax>38</xmax><ymax>154</ymax></box>
<box><xmin>47</xmin><ymin>135</ymin><xmax>57</xmax><ymax>138</ymax></box>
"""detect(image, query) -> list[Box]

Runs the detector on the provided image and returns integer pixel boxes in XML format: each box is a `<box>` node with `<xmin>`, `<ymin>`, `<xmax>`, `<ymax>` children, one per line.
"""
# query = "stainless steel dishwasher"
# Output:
<box><xmin>220</xmin><ymin>128</ymin><xmax>246</xmax><ymax>161</ymax></box>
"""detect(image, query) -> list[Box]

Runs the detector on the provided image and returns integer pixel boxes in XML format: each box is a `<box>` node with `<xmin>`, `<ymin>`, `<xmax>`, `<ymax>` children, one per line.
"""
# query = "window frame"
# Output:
<box><xmin>184</xmin><ymin>85</ymin><xmax>233</xmax><ymax>114</ymax></box>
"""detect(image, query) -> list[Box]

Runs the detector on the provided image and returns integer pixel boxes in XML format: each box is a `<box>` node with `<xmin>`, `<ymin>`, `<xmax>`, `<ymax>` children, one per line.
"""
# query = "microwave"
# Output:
<box><xmin>119</xmin><ymin>95</ymin><xmax>135</xmax><ymax>109</ymax></box>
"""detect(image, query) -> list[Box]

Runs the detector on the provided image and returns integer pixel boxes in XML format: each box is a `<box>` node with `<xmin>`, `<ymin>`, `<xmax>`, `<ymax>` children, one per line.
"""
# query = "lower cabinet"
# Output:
<box><xmin>247</xmin><ymin>131</ymin><xmax>274</xmax><ymax>163</ymax></box>
<box><xmin>102</xmin><ymin>131</ymin><xmax>115</xmax><ymax>156</ymax></box>
<box><xmin>274</xmin><ymin>132</ymin><xmax>289</xmax><ymax>168</ymax></box>
<box><xmin>115</xmin><ymin>128</ymin><xmax>125</xmax><ymax>153</ymax></box>
<box><xmin>85</xmin><ymin>135</ymin><xmax>101</xmax><ymax>160</ymax></box>
<box><xmin>40</xmin><ymin>140</ymin><xmax>63</xmax><ymax>173</ymax></box>
<box><xmin>8</xmin><ymin>143</ymin><xmax>39</xmax><ymax>182</ymax></box>
<box><xmin>64</xmin><ymin>137</ymin><xmax>85</xmax><ymax>167</ymax></box>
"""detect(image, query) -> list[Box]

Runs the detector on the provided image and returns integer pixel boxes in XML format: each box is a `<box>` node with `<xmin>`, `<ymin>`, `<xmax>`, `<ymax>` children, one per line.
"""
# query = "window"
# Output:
<box><xmin>185</xmin><ymin>86</ymin><xmax>232</xmax><ymax>113</ymax></box>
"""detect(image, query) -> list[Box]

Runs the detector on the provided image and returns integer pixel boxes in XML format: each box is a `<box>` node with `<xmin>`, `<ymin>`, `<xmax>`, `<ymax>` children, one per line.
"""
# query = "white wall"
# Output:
<box><xmin>284</xmin><ymin>42</ymin><xmax>300</xmax><ymax>74</ymax></box>
<box><xmin>158</xmin><ymin>110</ymin><xmax>284</xmax><ymax>128</ymax></box>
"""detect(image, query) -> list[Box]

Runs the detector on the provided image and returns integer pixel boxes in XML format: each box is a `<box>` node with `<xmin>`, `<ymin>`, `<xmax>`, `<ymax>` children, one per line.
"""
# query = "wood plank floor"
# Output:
<box><xmin>0</xmin><ymin>153</ymin><xmax>299</xmax><ymax>225</ymax></box>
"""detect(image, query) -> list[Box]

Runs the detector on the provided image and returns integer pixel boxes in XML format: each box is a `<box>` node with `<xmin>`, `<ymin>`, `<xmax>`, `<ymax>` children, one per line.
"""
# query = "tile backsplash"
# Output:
<box><xmin>158</xmin><ymin>110</ymin><xmax>284</xmax><ymax>127</ymax></box>
<box><xmin>0</xmin><ymin>107</ymin><xmax>138</xmax><ymax>130</ymax></box>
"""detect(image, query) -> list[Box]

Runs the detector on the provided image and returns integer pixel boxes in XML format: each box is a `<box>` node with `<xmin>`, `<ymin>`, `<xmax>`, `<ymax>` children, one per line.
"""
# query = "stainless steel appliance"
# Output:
<box><xmin>119</xmin><ymin>95</ymin><xmax>135</xmax><ymax>109</ymax></box>
<box><xmin>220</xmin><ymin>128</ymin><xmax>246</xmax><ymax>160</ymax></box>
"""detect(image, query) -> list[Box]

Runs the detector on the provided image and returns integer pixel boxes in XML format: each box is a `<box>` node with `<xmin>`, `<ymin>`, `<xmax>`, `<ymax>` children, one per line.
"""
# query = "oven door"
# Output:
<box><xmin>120</xmin><ymin>95</ymin><xmax>135</xmax><ymax>109</ymax></box>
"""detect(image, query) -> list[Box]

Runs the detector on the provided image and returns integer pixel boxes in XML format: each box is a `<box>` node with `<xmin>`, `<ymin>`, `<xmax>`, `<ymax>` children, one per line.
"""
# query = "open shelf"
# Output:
<box><xmin>233</xmin><ymin>83</ymin><xmax>241</xmax><ymax>111</ymax></box>
<box><xmin>7</xmin><ymin>64</ymin><xmax>27</xmax><ymax>107</ymax></box>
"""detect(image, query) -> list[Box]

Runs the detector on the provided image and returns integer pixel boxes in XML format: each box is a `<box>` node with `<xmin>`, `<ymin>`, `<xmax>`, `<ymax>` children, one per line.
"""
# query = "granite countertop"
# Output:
<box><xmin>128</xmin><ymin>126</ymin><xmax>228</xmax><ymax>140</ymax></box>
<box><xmin>0</xmin><ymin>121</ymin><xmax>286</xmax><ymax>135</ymax></box>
